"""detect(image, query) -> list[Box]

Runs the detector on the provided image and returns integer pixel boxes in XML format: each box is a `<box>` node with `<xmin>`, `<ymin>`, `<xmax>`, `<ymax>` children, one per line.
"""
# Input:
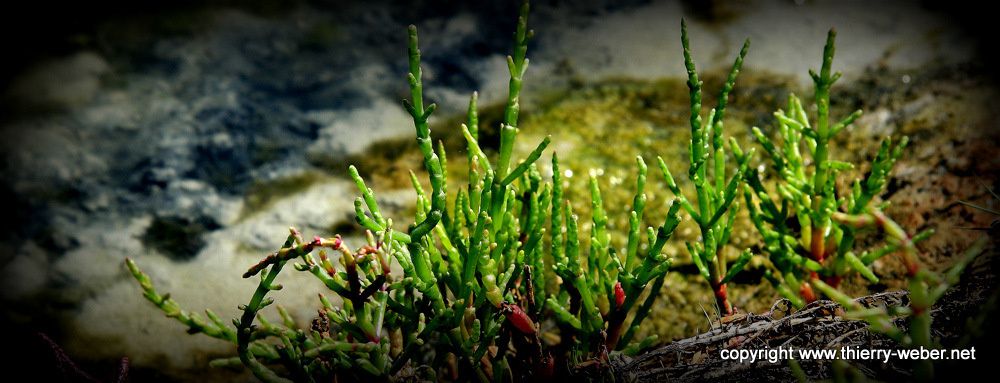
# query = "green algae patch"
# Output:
<box><xmin>143</xmin><ymin>215</ymin><xmax>220</xmax><ymax>261</ymax></box>
<box><xmin>240</xmin><ymin>170</ymin><xmax>329</xmax><ymax>219</ymax></box>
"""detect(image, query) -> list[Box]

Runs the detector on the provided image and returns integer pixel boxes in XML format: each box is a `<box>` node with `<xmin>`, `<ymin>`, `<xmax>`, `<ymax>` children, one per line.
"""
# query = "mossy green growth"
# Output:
<box><xmin>240</xmin><ymin>171</ymin><xmax>328</xmax><ymax>219</ymax></box>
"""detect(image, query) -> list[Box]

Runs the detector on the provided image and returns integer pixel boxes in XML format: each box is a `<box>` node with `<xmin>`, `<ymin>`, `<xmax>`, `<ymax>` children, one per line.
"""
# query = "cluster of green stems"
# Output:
<box><xmin>741</xmin><ymin>28</ymin><xmax>973</xmax><ymax>381</ymax></box>
<box><xmin>124</xmin><ymin>2</ymin><xmax>956</xmax><ymax>381</ymax></box>
<box><xmin>127</xmin><ymin>2</ymin><xmax>690</xmax><ymax>380</ymax></box>
<box><xmin>743</xmin><ymin>29</ymin><xmax>929</xmax><ymax>307</ymax></box>
<box><xmin>657</xmin><ymin>20</ymin><xmax>754</xmax><ymax>316</ymax></box>
<box><xmin>814</xmin><ymin>235</ymin><xmax>988</xmax><ymax>381</ymax></box>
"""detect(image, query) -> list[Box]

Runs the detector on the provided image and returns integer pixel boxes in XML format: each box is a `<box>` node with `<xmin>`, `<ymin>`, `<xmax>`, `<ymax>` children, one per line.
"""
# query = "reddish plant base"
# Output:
<box><xmin>713</xmin><ymin>282</ymin><xmax>732</xmax><ymax>316</ymax></box>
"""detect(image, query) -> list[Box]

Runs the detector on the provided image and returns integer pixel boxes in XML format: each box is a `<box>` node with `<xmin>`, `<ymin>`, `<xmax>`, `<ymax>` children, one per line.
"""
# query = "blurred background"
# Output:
<box><xmin>1</xmin><ymin>0</ymin><xmax>996</xmax><ymax>381</ymax></box>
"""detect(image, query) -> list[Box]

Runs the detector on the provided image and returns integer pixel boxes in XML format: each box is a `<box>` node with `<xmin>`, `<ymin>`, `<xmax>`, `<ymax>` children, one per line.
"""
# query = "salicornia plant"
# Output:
<box><xmin>126</xmin><ymin>1</ymin><xmax>683</xmax><ymax>381</ymax></box>
<box><xmin>122</xmin><ymin>3</ymin><xmax>954</xmax><ymax>381</ymax></box>
<box><xmin>813</xmin><ymin>234</ymin><xmax>988</xmax><ymax>382</ymax></box>
<box><xmin>656</xmin><ymin>20</ymin><xmax>755</xmax><ymax>316</ymax></box>
<box><xmin>544</xmin><ymin>153</ymin><xmax>683</xmax><ymax>357</ymax></box>
<box><xmin>743</xmin><ymin>29</ymin><xmax>931</xmax><ymax>307</ymax></box>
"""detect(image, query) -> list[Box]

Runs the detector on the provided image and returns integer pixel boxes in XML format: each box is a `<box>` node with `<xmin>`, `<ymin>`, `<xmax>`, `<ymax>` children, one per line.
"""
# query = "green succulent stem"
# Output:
<box><xmin>662</xmin><ymin>19</ymin><xmax>753</xmax><ymax>316</ymax></box>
